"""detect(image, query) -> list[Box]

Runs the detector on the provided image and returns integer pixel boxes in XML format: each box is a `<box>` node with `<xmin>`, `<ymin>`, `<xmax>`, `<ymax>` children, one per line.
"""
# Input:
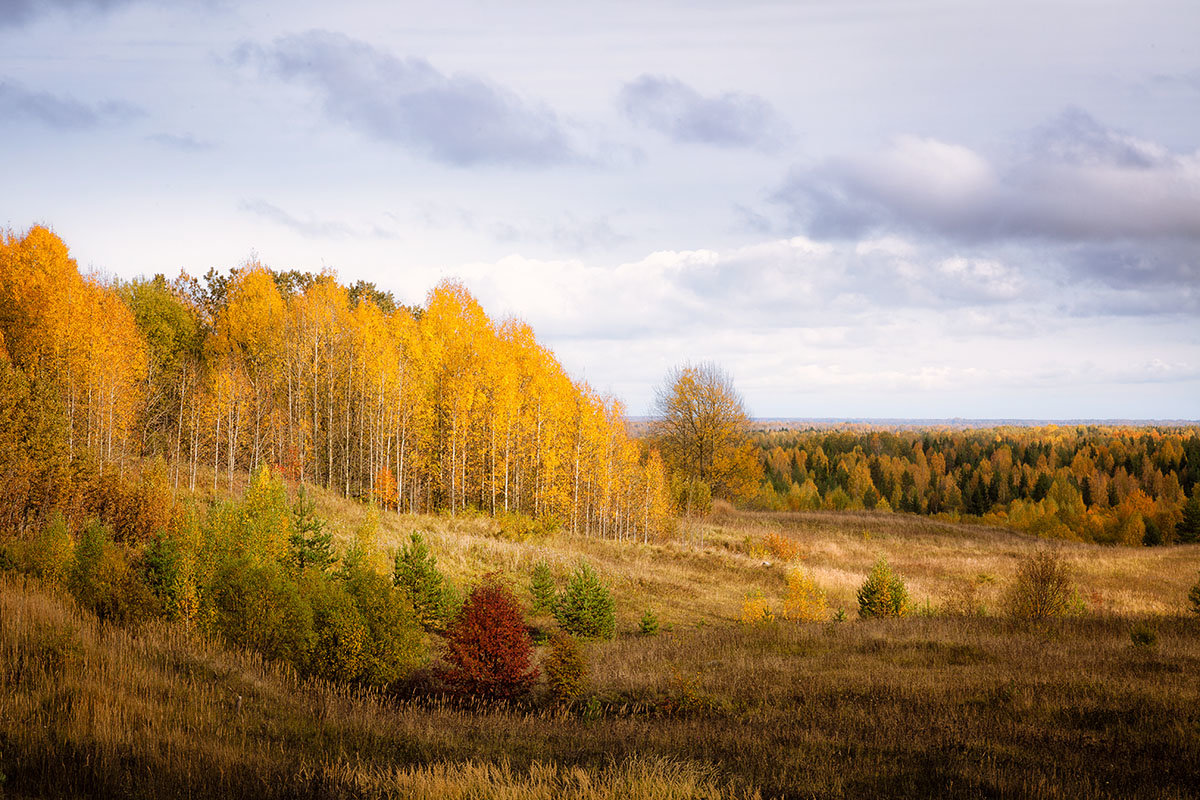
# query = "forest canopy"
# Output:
<box><xmin>0</xmin><ymin>226</ymin><xmax>671</xmax><ymax>542</ymax></box>
<box><xmin>750</xmin><ymin>426</ymin><xmax>1200</xmax><ymax>545</ymax></box>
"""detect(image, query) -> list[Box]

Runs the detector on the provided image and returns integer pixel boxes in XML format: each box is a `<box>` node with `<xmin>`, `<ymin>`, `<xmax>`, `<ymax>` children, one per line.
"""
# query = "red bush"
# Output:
<box><xmin>440</xmin><ymin>574</ymin><xmax>538</xmax><ymax>700</ymax></box>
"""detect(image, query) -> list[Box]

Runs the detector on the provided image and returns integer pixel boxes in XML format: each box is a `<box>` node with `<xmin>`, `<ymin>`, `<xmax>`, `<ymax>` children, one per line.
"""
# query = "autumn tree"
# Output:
<box><xmin>652</xmin><ymin>362</ymin><xmax>759</xmax><ymax>508</ymax></box>
<box><xmin>440</xmin><ymin>574</ymin><xmax>538</xmax><ymax>700</ymax></box>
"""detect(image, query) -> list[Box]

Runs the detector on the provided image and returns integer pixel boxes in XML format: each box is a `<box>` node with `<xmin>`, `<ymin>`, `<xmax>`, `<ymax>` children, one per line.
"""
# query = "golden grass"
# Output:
<box><xmin>6</xmin><ymin>565</ymin><xmax>1198</xmax><ymax>798</ymax></box>
<box><xmin>0</xmin><ymin>573</ymin><xmax>758</xmax><ymax>800</ymax></box>
<box><xmin>310</xmin><ymin>489</ymin><xmax>1200</xmax><ymax>625</ymax></box>
<box><xmin>8</xmin><ymin>476</ymin><xmax>1198</xmax><ymax>798</ymax></box>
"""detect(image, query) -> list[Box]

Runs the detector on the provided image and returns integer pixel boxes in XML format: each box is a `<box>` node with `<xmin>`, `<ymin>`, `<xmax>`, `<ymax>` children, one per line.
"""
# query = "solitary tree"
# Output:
<box><xmin>651</xmin><ymin>362</ymin><xmax>759</xmax><ymax>509</ymax></box>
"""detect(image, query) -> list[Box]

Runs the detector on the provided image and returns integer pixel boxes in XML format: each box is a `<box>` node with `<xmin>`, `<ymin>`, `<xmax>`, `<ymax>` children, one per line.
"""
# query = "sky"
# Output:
<box><xmin>2</xmin><ymin>0</ymin><xmax>1198</xmax><ymax>420</ymax></box>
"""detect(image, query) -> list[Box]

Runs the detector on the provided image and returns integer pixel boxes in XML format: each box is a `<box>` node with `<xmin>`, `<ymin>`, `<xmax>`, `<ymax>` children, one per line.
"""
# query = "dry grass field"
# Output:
<box><xmin>313</xmin><ymin>491</ymin><xmax>1199</xmax><ymax>627</ymax></box>
<box><xmin>3</xmin><ymin>486</ymin><xmax>1199</xmax><ymax>799</ymax></box>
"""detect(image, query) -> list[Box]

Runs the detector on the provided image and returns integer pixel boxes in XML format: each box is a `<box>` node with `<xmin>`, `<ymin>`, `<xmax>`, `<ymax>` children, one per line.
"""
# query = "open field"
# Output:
<box><xmin>309</xmin><ymin>489</ymin><xmax>1200</xmax><ymax>627</ymax></box>
<box><xmin>3</xmin><ymin>493</ymin><xmax>1199</xmax><ymax>799</ymax></box>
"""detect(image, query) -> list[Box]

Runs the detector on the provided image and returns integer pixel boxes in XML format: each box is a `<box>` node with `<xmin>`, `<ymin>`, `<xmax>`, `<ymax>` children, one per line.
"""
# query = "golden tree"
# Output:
<box><xmin>652</xmin><ymin>362</ymin><xmax>759</xmax><ymax>507</ymax></box>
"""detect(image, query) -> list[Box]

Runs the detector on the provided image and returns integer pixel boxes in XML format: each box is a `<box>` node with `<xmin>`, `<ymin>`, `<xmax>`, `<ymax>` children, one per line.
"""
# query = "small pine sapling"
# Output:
<box><xmin>856</xmin><ymin>558</ymin><xmax>909</xmax><ymax>619</ymax></box>
<box><xmin>553</xmin><ymin>562</ymin><xmax>615</xmax><ymax>639</ymax></box>
<box><xmin>394</xmin><ymin>531</ymin><xmax>450</xmax><ymax>630</ymax></box>
<box><xmin>289</xmin><ymin>486</ymin><xmax>334</xmax><ymax>572</ymax></box>
<box><xmin>1188</xmin><ymin>572</ymin><xmax>1200</xmax><ymax>615</ymax></box>
<box><xmin>529</xmin><ymin>558</ymin><xmax>557</xmax><ymax>613</ymax></box>
<box><xmin>639</xmin><ymin>608</ymin><xmax>660</xmax><ymax>635</ymax></box>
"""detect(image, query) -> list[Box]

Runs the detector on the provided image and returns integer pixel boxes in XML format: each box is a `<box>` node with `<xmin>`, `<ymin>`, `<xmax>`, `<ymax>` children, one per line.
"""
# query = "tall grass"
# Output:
<box><xmin>0</xmin><ymin>573</ymin><xmax>757</xmax><ymax>799</ymax></box>
<box><xmin>5</xmin><ymin>485</ymin><xmax>1199</xmax><ymax>798</ymax></box>
<box><xmin>4</xmin><ymin>566</ymin><xmax>1199</xmax><ymax>799</ymax></box>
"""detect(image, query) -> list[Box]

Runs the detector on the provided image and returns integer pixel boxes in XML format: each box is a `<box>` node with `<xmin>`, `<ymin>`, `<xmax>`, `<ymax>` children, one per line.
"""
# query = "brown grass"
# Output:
<box><xmin>0</xmin><ymin>573</ymin><xmax>758</xmax><ymax>800</ymax></box>
<box><xmin>312</xmin><ymin>491</ymin><xmax>1199</xmax><ymax>625</ymax></box>
<box><xmin>5</xmin><ymin>487</ymin><xmax>1200</xmax><ymax>799</ymax></box>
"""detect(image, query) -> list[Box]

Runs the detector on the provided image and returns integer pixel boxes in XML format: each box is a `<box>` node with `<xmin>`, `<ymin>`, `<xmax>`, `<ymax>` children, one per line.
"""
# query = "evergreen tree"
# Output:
<box><xmin>553</xmin><ymin>562</ymin><xmax>615</xmax><ymax>639</ymax></box>
<box><xmin>289</xmin><ymin>486</ymin><xmax>334</xmax><ymax>571</ymax></box>
<box><xmin>528</xmin><ymin>558</ymin><xmax>557</xmax><ymax>613</ymax></box>
<box><xmin>393</xmin><ymin>531</ymin><xmax>450</xmax><ymax>630</ymax></box>
<box><xmin>1178</xmin><ymin>489</ymin><xmax>1200</xmax><ymax>544</ymax></box>
<box><xmin>856</xmin><ymin>558</ymin><xmax>909</xmax><ymax>618</ymax></box>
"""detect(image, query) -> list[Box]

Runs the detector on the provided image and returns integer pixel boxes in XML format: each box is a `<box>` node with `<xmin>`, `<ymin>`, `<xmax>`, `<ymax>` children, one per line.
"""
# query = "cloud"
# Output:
<box><xmin>492</xmin><ymin>213</ymin><xmax>630</xmax><ymax>253</ymax></box>
<box><xmin>775</xmin><ymin>109</ymin><xmax>1200</xmax><ymax>243</ymax></box>
<box><xmin>147</xmin><ymin>132</ymin><xmax>213</xmax><ymax>152</ymax></box>
<box><xmin>619</xmin><ymin>75</ymin><xmax>790</xmax><ymax>150</ymax></box>
<box><xmin>236</xmin><ymin>30</ymin><xmax>582</xmax><ymax>167</ymax></box>
<box><xmin>0</xmin><ymin>0</ymin><xmax>132</xmax><ymax>27</ymax></box>
<box><xmin>240</xmin><ymin>199</ymin><xmax>398</xmax><ymax>241</ymax></box>
<box><xmin>442</xmin><ymin>235</ymin><xmax>1042</xmax><ymax>345</ymax></box>
<box><xmin>0</xmin><ymin>79</ymin><xmax>142</xmax><ymax>129</ymax></box>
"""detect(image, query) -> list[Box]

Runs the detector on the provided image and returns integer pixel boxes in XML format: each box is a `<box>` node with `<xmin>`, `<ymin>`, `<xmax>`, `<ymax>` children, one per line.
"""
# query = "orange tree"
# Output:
<box><xmin>439</xmin><ymin>574</ymin><xmax>538</xmax><ymax>700</ymax></box>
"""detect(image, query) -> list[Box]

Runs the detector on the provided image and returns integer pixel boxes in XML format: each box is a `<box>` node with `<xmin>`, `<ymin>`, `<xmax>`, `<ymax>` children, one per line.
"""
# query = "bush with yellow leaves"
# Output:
<box><xmin>782</xmin><ymin>567</ymin><xmax>827</xmax><ymax>622</ymax></box>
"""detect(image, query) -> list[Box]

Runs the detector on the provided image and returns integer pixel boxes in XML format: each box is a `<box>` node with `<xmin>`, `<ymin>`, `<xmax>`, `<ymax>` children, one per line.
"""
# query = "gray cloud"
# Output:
<box><xmin>0</xmin><ymin>0</ymin><xmax>131</xmax><ymax>27</ymax></box>
<box><xmin>1146</xmin><ymin>70</ymin><xmax>1200</xmax><ymax>94</ymax></box>
<box><xmin>775</xmin><ymin>110</ymin><xmax>1200</xmax><ymax>245</ymax></box>
<box><xmin>237</xmin><ymin>30</ymin><xmax>580</xmax><ymax>167</ymax></box>
<box><xmin>0</xmin><ymin>79</ymin><xmax>142</xmax><ymax>129</ymax></box>
<box><xmin>492</xmin><ymin>214</ymin><xmax>630</xmax><ymax>253</ymax></box>
<box><xmin>147</xmin><ymin>132</ymin><xmax>213</xmax><ymax>152</ymax></box>
<box><xmin>240</xmin><ymin>199</ymin><xmax>399</xmax><ymax>241</ymax></box>
<box><xmin>1025</xmin><ymin>107</ymin><xmax>1167</xmax><ymax>169</ymax></box>
<box><xmin>619</xmin><ymin>74</ymin><xmax>790</xmax><ymax>150</ymax></box>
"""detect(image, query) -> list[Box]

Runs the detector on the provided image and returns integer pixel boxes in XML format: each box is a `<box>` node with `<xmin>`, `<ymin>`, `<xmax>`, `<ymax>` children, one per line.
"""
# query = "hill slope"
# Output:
<box><xmin>3</xmin><ymin>500</ymin><xmax>1199</xmax><ymax>799</ymax></box>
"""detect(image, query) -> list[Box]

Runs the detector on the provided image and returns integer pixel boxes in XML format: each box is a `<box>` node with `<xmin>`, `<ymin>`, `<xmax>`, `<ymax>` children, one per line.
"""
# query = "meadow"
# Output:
<box><xmin>3</xmin><ymin>486</ymin><xmax>1198</xmax><ymax>799</ymax></box>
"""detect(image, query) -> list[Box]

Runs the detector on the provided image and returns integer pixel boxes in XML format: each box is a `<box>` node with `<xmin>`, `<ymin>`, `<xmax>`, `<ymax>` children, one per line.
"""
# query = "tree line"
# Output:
<box><xmin>750</xmin><ymin>426</ymin><xmax>1200</xmax><ymax>545</ymax></box>
<box><xmin>0</xmin><ymin>226</ymin><xmax>672</xmax><ymax>542</ymax></box>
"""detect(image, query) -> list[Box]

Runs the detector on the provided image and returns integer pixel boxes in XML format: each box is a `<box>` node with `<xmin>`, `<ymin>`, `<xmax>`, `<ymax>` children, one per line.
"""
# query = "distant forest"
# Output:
<box><xmin>751</xmin><ymin>426</ymin><xmax>1200</xmax><ymax>545</ymax></box>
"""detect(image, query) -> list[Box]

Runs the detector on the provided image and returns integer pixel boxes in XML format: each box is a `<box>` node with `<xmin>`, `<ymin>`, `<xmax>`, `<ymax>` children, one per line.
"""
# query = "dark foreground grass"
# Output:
<box><xmin>3</xmin><ymin>573</ymin><xmax>1199</xmax><ymax>799</ymax></box>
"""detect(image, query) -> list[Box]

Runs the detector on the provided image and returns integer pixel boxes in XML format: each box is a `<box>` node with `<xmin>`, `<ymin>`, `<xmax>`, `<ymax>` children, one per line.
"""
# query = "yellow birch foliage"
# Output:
<box><xmin>783</xmin><ymin>567</ymin><xmax>828</xmax><ymax>622</ymax></box>
<box><xmin>740</xmin><ymin>591</ymin><xmax>775</xmax><ymax>624</ymax></box>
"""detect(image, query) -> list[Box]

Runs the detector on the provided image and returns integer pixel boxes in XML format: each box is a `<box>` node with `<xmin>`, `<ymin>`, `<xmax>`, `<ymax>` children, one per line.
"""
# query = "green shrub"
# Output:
<box><xmin>69</xmin><ymin>519</ymin><xmax>153</xmax><ymax>623</ymax></box>
<box><xmin>1188</xmin><ymin>573</ymin><xmax>1200</xmax><ymax>615</ymax></box>
<box><xmin>856</xmin><ymin>558</ymin><xmax>909</xmax><ymax>618</ymax></box>
<box><xmin>394</xmin><ymin>531</ymin><xmax>451</xmax><ymax>630</ymax></box>
<box><xmin>141</xmin><ymin>531</ymin><xmax>185</xmax><ymax>615</ymax></box>
<box><xmin>441</xmin><ymin>574</ymin><xmax>538</xmax><ymax>700</ymax></box>
<box><xmin>24</xmin><ymin>511</ymin><xmax>74</xmax><ymax>586</ymax></box>
<box><xmin>529</xmin><ymin>558</ymin><xmax>557</xmax><ymax>613</ymax></box>
<box><xmin>553</xmin><ymin>562</ymin><xmax>615</xmax><ymax>639</ymax></box>
<box><xmin>210</xmin><ymin>557</ymin><xmax>314</xmax><ymax>666</ymax></box>
<box><xmin>543</xmin><ymin>631</ymin><xmax>588</xmax><ymax>705</ymax></box>
<box><xmin>1006</xmin><ymin>550</ymin><xmax>1075</xmax><ymax>621</ymax></box>
<box><xmin>344</xmin><ymin>564</ymin><xmax>427</xmax><ymax>686</ymax></box>
<box><xmin>303</xmin><ymin>571</ymin><xmax>368</xmax><ymax>683</ymax></box>
<box><xmin>1130</xmin><ymin>624</ymin><xmax>1157</xmax><ymax>648</ymax></box>
<box><xmin>639</xmin><ymin>608</ymin><xmax>659</xmax><ymax>636</ymax></box>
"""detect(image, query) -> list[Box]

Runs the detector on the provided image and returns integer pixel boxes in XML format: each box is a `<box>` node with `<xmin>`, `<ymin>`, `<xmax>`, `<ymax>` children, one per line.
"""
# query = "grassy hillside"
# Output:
<box><xmin>312</xmin><ymin>489</ymin><xmax>1199</xmax><ymax>626</ymax></box>
<box><xmin>3</xmin><ymin>492</ymin><xmax>1200</xmax><ymax>799</ymax></box>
